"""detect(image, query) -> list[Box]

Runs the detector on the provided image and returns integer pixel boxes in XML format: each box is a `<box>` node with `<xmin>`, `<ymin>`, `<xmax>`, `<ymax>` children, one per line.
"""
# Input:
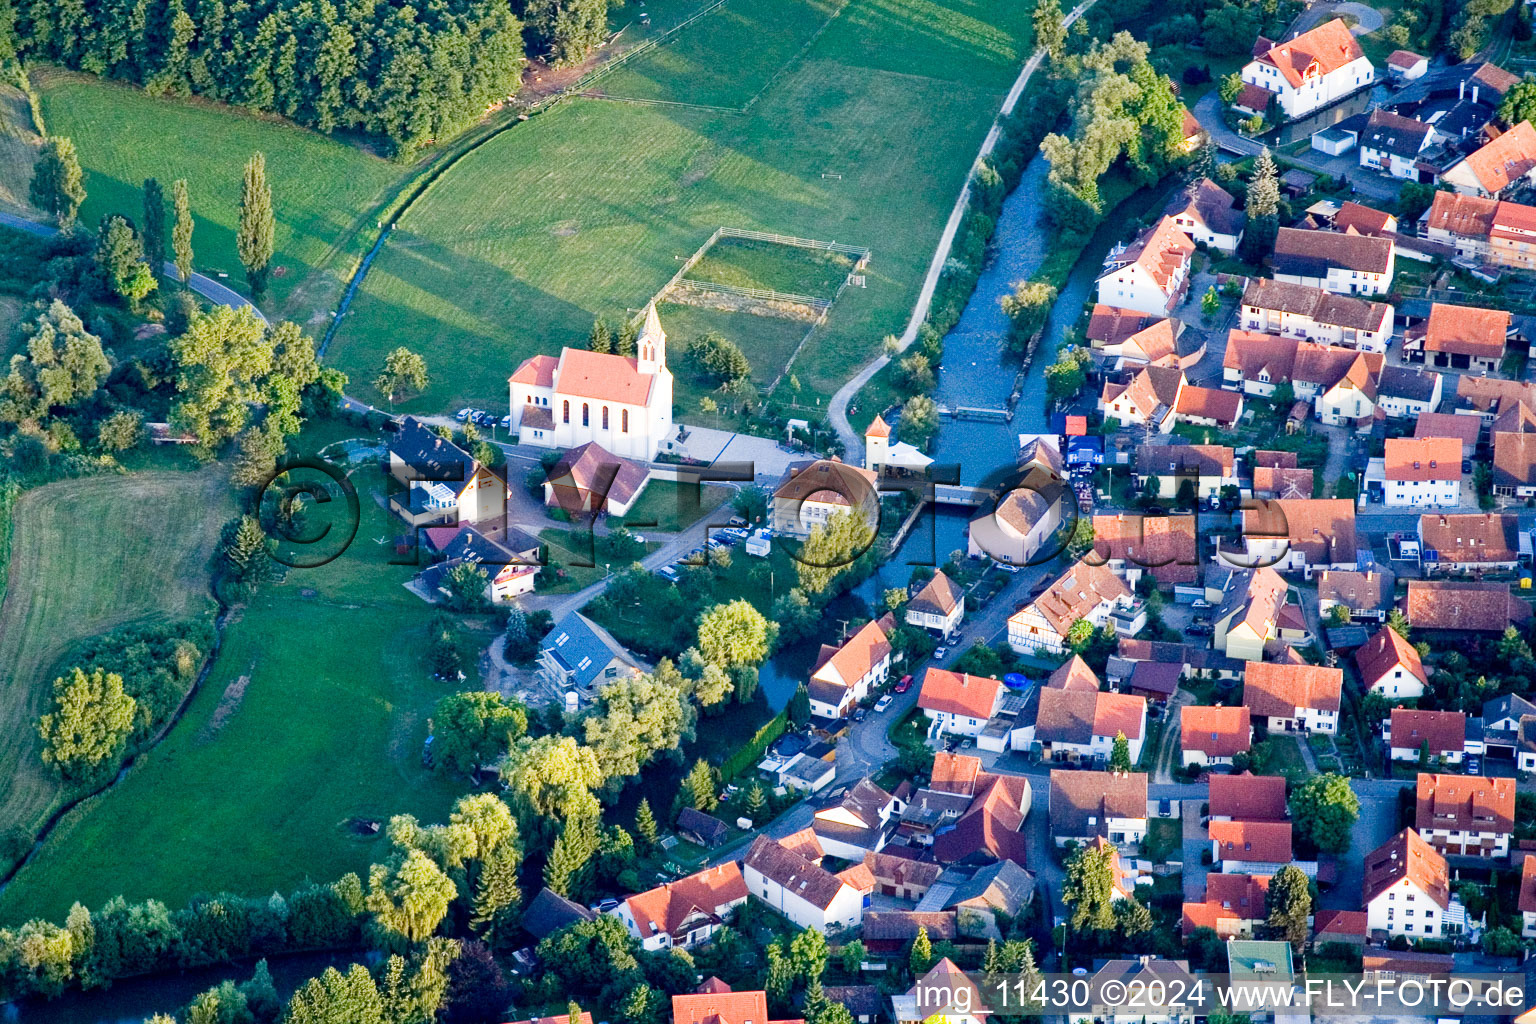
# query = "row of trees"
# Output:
<box><xmin>10</xmin><ymin>0</ymin><xmax>529</xmax><ymax>158</ymax></box>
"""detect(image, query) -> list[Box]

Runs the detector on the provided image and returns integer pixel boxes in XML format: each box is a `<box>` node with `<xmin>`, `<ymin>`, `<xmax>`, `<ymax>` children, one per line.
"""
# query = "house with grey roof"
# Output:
<box><xmin>537</xmin><ymin>611</ymin><xmax>643</xmax><ymax>691</ymax></box>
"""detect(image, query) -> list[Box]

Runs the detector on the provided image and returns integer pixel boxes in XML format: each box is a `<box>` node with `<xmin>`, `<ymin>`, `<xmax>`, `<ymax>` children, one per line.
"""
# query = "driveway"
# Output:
<box><xmin>1320</xmin><ymin>777</ymin><xmax>1405</xmax><ymax>910</ymax></box>
<box><xmin>1181</xmin><ymin>798</ymin><xmax>1209</xmax><ymax>902</ymax></box>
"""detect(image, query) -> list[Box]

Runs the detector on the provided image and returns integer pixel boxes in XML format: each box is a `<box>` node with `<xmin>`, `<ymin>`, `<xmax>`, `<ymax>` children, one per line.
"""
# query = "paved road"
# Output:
<box><xmin>827</xmin><ymin>0</ymin><xmax>1098</xmax><ymax>458</ymax></box>
<box><xmin>0</xmin><ymin>210</ymin><xmax>269</xmax><ymax>324</ymax></box>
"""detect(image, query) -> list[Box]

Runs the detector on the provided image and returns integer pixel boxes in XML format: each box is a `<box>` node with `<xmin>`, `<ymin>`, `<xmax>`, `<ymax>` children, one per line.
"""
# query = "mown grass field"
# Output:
<box><xmin>0</xmin><ymin>462</ymin><xmax>473</xmax><ymax>924</ymax></box>
<box><xmin>326</xmin><ymin>0</ymin><xmax>1035</xmax><ymax>414</ymax></box>
<box><xmin>684</xmin><ymin>237</ymin><xmax>853</xmax><ymax>297</ymax></box>
<box><xmin>32</xmin><ymin>72</ymin><xmax>410</xmax><ymax>322</ymax></box>
<box><xmin>657</xmin><ymin>301</ymin><xmax>813</xmax><ymax>429</ymax></box>
<box><xmin>0</xmin><ymin>84</ymin><xmax>42</xmax><ymax>216</ymax></box>
<box><xmin>0</xmin><ymin>468</ymin><xmax>233</xmax><ymax>877</ymax></box>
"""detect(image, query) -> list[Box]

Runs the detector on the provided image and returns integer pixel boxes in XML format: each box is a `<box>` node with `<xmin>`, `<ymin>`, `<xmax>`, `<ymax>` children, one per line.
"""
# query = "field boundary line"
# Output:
<box><xmin>576</xmin><ymin>92</ymin><xmax>745</xmax><ymax>114</ymax></box>
<box><xmin>739</xmin><ymin>0</ymin><xmax>852</xmax><ymax>113</ymax></box>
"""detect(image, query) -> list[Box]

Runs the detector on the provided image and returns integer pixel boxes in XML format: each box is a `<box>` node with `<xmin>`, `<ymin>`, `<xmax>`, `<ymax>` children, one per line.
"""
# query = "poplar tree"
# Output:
<box><xmin>30</xmin><ymin>137</ymin><xmax>86</xmax><ymax>229</ymax></box>
<box><xmin>141</xmin><ymin>178</ymin><xmax>167</xmax><ymax>279</ymax></box>
<box><xmin>237</xmin><ymin>152</ymin><xmax>275</xmax><ymax>297</ymax></box>
<box><xmin>172</xmin><ymin>178</ymin><xmax>194</xmax><ymax>284</ymax></box>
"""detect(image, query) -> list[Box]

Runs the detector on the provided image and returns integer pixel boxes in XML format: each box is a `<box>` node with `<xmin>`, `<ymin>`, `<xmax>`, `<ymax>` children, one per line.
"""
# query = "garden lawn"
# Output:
<box><xmin>0</xmin><ymin>468</ymin><xmax>233</xmax><ymax>879</ymax></box>
<box><xmin>616</xmin><ymin>480</ymin><xmax>732</xmax><ymax>532</ymax></box>
<box><xmin>659</xmin><ymin>302</ymin><xmax>813</xmax><ymax>429</ymax></box>
<box><xmin>33</xmin><ymin>71</ymin><xmax>410</xmax><ymax>321</ymax></box>
<box><xmin>324</xmin><ymin>0</ymin><xmax>1035</xmax><ymax>415</ymax></box>
<box><xmin>684</xmin><ymin>237</ymin><xmax>853</xmax><ymax>298</ymax></box>
<box><xmin>0</xmin><ymin>465</ymin><xmax>471</xmax><ymax>924</ymax></box>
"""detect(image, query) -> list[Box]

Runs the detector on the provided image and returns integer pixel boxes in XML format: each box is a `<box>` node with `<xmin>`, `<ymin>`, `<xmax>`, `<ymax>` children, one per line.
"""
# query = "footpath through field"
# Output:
<box><xmin>826</xmin><ymin>0</ymin><xmax>1097</xmax><ymax>458</ymax></box>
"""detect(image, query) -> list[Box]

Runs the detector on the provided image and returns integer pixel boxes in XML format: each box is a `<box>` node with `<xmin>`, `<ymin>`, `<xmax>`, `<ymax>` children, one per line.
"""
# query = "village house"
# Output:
<box><xmin>905</xmin><ymin>569</ymin><xmax>964</xmax><ymax>639</ymax></box>
<box><xmin>1417</xmin><ymin>512</ymin><xmax>1520</xmax><ymax>574</ymax></box>
<box><xmin>967</xmin><ymin>467</ymin><xmax>1069</xmax><ymax>565</ymax></box>
<box><xmin>1406</xmin><ymin>579</ymin><xmax>1533</xmax><ymax>632</ymax></box>
<box><xmin>1209</xmin><ymin>819</ymin><xmax>1296</xmax><ymax>875</ymax></box>
<box><xmin>509</xmin><ymin>303</ymin><xmax>674</xmax><ymax>459</ymax></box>
<box><xmin>1440</xmin><ymin>120</ymin><xmax>1536</xmax><ymax>197</ymax></box>
<box><xmin>1387</xmin><ymin>709</ymin><xmax>1466</xmax><ymax>765</ymax></box>
<box><xmin>891</xmin><ymin>959</ymin><xmax>990</xmax><ymax>1024</ymax></box>
<box><xmin>1085</xmin><ymin>958</ymin><xmax>1198</xmax><ymax>1024</ymax></box>
<box><xmin>1376</xmin><ymin>366</ymin><xmax>1443</xmax><ymax>419</ymax></box>
<box><xmin>1090</xmin><ymin>513</ymin><xmax>1200</xmax><ymax>588</ymax></box>
<box><xmin>1357</xmin><ymin>108</ymin><xmax>1437</xmax><ymax>178</ymax></box>
<box><xmin>1356</xmin><ymin>624</ymin><xmax>1429</xmax><ymax>699</ymax></box>
<box><xmin>1209</xmin><ymin>772</ymin><xmax>1289</xmax><ymax>822</ymax></box>
<box><xmin>543</xmin><ymin>440</ymin><xmax>651</xmax><ymax>517</ymax></box>
<box><xmin>1272</xmin><ymin>227</ymin><xmax>1394</xmax><ymax>297</ymax></box>
<box><xmin>928</xmin><ymin>859</ymin><xmax>1038</xmax><ymax>940</ymax></box>
<box><xmin>1182</xmin><ymin>872</ymin><xmax>1270</xmax><ymax>938</ymax></box>
<box><xmin>611</xmin><ymin>862</ymin><xmax>749</xmax><ymax>952</ymax></box>
<box><xmin>1026</xmin><ymin>687</ymin><xmax>1148</xmax><ymax>764</ymax></box>
<box><xmin>1251</xmin><ymin>450</ymin><xmax>1314</xmax><ymax>501</ymax></box>
<box><xmin>1100</xmin><ymin>364</ymin><xmax>1186</xmax><ymax>432</ymax></box>
<box><xmin>1211</xmin><ymin>567</ymin><xmax>1306</xmax><ymax>661</ymax></box>
<box><xmin>1313</xmin><ymin>909</ymin><xmax>1369</xmax><ymax>949</ymax></box>
<box><xmin>1179</xmin><ymin>872</ymin><xmax>1265</xmax><ymax>939</ymax></box>
<box><xmin>1456</xmin><ymin>376</ymin><xmax>1536</xmax><ymax>423</ymax></box>
<box><xmin>1242</xmin><ymin>661</ymin><xmax>1342</xmax><ymax>735</ymax></box>
<box><xmin>1007</xmin><ymin>557</ymin><xmax>1139</xmax><ymax>656</ymax></box>
<box><xmin>1483</xmin><ymin>693</ymin><xmax>1536</xmax><ymax>771</ymax></box>
<box><xmin>1240</xmin><ymin>278</ymin><xmax>1394</xmax><ymax>351</ymax></box>
<box><xmin>1364</xmin><ymin>829</ymin><xmax>1453</xmax><ymax>940</ymax></box>
<box><xmin>741</xmin><ymin>831</ymin><xmax>864</xmax><ymax>932</ymax></box>
<box><xmin>864</xmin><ymin>852</ymin><xmax>942</xmax><ymax>902</ymax></box>
<box><xmin>1317</xmin><ymin>568</ymin><xmax>1395</xmax><ymax>622</ymax></box>
<box><xmin>1423</xmin><ymin>189</ymin><xmax>1499</xmax><ymax>261</ymax></box>
<box><xmin>1180</xmin><ymin>705</ymin><xmax>1253</xmax><ymax>768</ymax></box>
<box><xmin>1174</xmin><ymin>385</ymin><xmax>1245</xmax><ymax>430</ymax></box>
<box><xmin>1239</xmin><ymin>498</ymin><xmax>1358</xmax><ymax>577</ymax></box>
<box><xmin>1415</xmin><ymin>772</ymin><xmax>1516</xmax><ymax>857</ymax></box>
<box><xmin>1095</xmin><ymin>216</ymin><xmax>1196</xmax><ymax>317</ymax></box>
<box><xmin>1112</xmin><ymin>639</ymin><xmax>1244</xmax><ymax>685</ymax></box>
<box><xmin>917</xmin><ymin>668</ymin><xmax>1005</xmax><ymax>738</ymax></box>
<box><xmin>418</xmin><ymin>523</ymin><xmax>541</xmax><ymax>604</ymax></box>
<box><xmin>770</xmin><ymin>458</ymin><xmax>879</xmax><ymax>540</ymax></box>
<box><xmin>538</xmin><ymin>611</ymin><xmax>644</xmax><ymax>691</ymax></box>
<box><xmin>821</xmin><ymin>987</ymin><xmax>884</xmax><ymax>1024</ymax></box>
<box><xmin>864</xmin><ymin>414</ymin><xmax>933</xmax><ymax>479</ymax></box>
<box><xmin>1403</xmin><ymin>302</ymin><xmax>1511</xmax><ymax>373</ymax></box>
<box><xmin>920</xmin><ymin>751</ymin><xmax>1031</xmax><ymax>866</ymax></box>
<box><xmin>672</xmin><ymin>982</ymin><xmax>804</xmax><ymax>1024</ymax></box>
<box><xmin>807</xmin><ymin>615</ymin><xmax>893</xmax><ymax>719</ymax></box>
<box><xmin>1236</xmin><ymin>19</ymin><xmax>1375</xmax><ymax>121</ymax></box>
<box><xmin>1048</xmin><ymin>769</ymin><xmax>1149</xmax><ymax>848</ymax></box>
<box><xmin>1386</xmin><ymin>49</ymin><xmax>1429</xmax><ymax>81</ymax></box>
<box><xmin>1223</xmin><ymin>333</ymin><xmax>1384</xmax><ymax>429</ymax></box>
<box><xmin>1164</xmin><ymin>178</ymin><xmax>1246</xmax><ymax>252</ymax></box>
<box><xmin>520</xmin><ymin>887</ymin><xmax>596</xmax><ymax>942</ymax></box>
<box><xmin>1382</xmin><ymin>436</ymin><xmax>1462</xmax><ymax>507</ymax></box>
<box><xmin>811</xmin><ymin>779</ymin><xmax>902</xmax><ymax>861</ymax></box>
<box><xmin>1413</xmin><ymin>412</ymin><xmax>1482</xmax><ymax>458</ymax></box>
<box><xmin>1132</xmin><ymin>444</ymin><xmax>1236</xmax><ymax>500</ymax></box>
<box><xmin>1521</xmin><ymin>855</ymin><xmax>1536</xmax><ymax>938</ymax></box>
<box><xmin>387</xmin><ymin>416</ymin><xmax>509</xmax><ymax>527</ymax></box>
<box><xmin>861</xmin><ymin>911</ymin><xmax>957</xmax><ymax>955</ymax></box>
<box><xmin>1095</xmin><ymin>314</ymin><xmax>1198</xmax><ymax>368</ymax></box>
<box><xmin>1048</xmin><ymin>655</ymin><xmax>1102</xmax><ymax>692</ymax></box>
<box><xmin>1493</xmin><ymin>431</ymin><xmax>1536</xmax><ymax>499</ymax></box>
<box><xmin>1386</xmin><ymin>61</ymin><xmax>1519</xmax><ymax>149</ymax></box>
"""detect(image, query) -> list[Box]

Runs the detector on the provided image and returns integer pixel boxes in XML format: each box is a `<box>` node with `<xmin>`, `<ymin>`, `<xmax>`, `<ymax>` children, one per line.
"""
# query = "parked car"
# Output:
<box><xmin>455</xmin><ymin>408</ymin><xmax>474</xmax><ymax>421</ymax></box>
<box><xmin>852</xmin><ymin>708</ymin><xmax>868</xmax><ymax>722</ymax></box>
<box><xmin>1466</xmin><ymin>755</ymin><xmax>1482</xmax><ymax>775</ymax></box>
<box><xmin>474</xmin><ymin>410</ymin><xmax>497</xmax><ymax>427</ymax></box>
<box><xmin>895</xmin><ymin>674</ymin><xmax>914</xmax><ymax>693</ymax></box>
<box><xmin>1190</xmin><ymin>598</ymin><xmax>1210</xmax><ymax>609</ymax></box>
<box><xmin>728</xmin><ymin>515</ymin><xmax>748</xmax><ymax>527</ymax></box>
<box><xmin>656</xmin><ymin>566</ymin><xmax>680</xmax><ymax>583</ymax></box>
<box><xmin>593</xmin><ymin>898</ymin><xmax>621</xmax><ymax>913</ymax></box>
<box><xmin>874</xmin><ymin>695</ymin><xmax>893</xmax><ymax>712</ymax></box>
<box><xmin>933</xmin><ymin>645</ymin><xmax>949</xmax><ymax>659</ymax></box>
<box><xmin>1187</xmin><ymin>623</ymin><xmax>1213</xmax><ymax>636</ymax></box>
<box><xmin>499</xmin><ymin>414</ymin><xmax>514</xmax><ymax>430</ymax></box>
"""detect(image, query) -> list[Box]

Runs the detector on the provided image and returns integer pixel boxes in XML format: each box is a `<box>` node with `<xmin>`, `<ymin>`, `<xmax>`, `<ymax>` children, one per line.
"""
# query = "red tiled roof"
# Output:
<box><xmin>812</xmin><ymin>618</ymin><xmax>891</xmax><ymax>690</ymax></box>
<box><xmin>1418</xmin><ymin>512</ymin><xmax>1519</xmax><ymax>565</ymax></box>
<box><xmin>1415</xmin><ymin>773</ymin><xmax>1515</xmax><ymax>836</ymax></box>
<box><xmin>1520</xmin><ymin>854</ymin><xmax>1536</xmax><ymax>915</ymax></box>
<box><xmin>1390</xmin><ymin>708</ymin><xmax>1465</xmax><ymax>756</ymax></box>
<box><xmin>1363</xmin><ymin>828</ymin><xmax>1449</xmax><ymax>907</ymax></box>
<box><xmin>1355</xmin><ymin>625</ymin><xmax>1427</xmax><ymax>691</ymax></box>
<box><xmin>1210</xmin><ymin>819</ymin><xmax>1293</xmax><ymax>864</ymax></box>
<box><xmin>1175</xmin><ymin>385</ymin><xmax>1243</xmax><ymax>425</ymax></box>
<box><xmin>1091</xmin><ymin>513</ymin><xmax>1200</xmax><ymax>585</ymax></box>
<box><xmin>555</xmin><ymin>348</ymin><xmax>657</xmax><ymax>405</ymax></box>
<box><xmin>1242</xmin><ymin>661</ymin><xmax>1342</xmax><ymax>717</ymax></box>
<box><xmin>1047</xmin><ymin>654</ymin><xmax>1101</xmax><ymax>692</ymax></box>
<box><xmin>1422</xmin><ymin>302</ymin><xmax>1511</xmax><ymax>358</ymax></box>
<box><xmin>621</xmin><ymin>863</ymin><xmax>748</xmax><ymax>942</ymax></box>
<box><xmin>864</xmin><ymin>415</ymin><xmax>891</xmax><ymax>439</ymax></box>
<box><xmin>1180</xmin><ymin>705</ymin><xmax>1252</xmax><ymax>757</ymax></box>
<box><xmin>1457</xmin><ymin>120</ymin><xmax>1536</xmax><ymax>195</ymax></box>
<box><xmin>509</xmin><ymin>353</ymin><xmax>558</xmax><ymax>387</ymax></box>
<box><xmin>1235</xmin><ymin>81</ymin><xmax>1275</xmax><ymax>113</ymax></box>
<box><xmin>1426</xmin><ymin>190</ymin><xmax>1498</xmax><ymax>237</ymax></box>
<box><xmin>1023</xmin><ymin>557</ymin><xmax>1133</xmax><ymax>637</ymax></box>
<box><xmin>1384</xmin><ymin>436</ymin><xmax>1462</xmax><ymax>482</ymax></box>
<box><xmin>1209</xmin><ymin>773</ymin><xmax>1288</xmax><ymax>821</ymax></box>
<box><xmin>1406</xmin><ymin>580</ymin><xmax>1532</xmax><ymax>631</ymax></box>
<box><xmin>1413</xmin><ymin>412</ymin><xmax>1481</xmax><ymax>446</ymax></box>
<box><xmin>1494</xmin><ymin>431</ymin><xmax>1536</xmax><ymax>488</ymax></box>
<box><xmin>1255</xmin><ymin>19</ymin><xmax>1365</xmax><ymax>89</ymax></box>
<box><xmin>918</xmin><ymin>669</ymin><xmax>1004</xmax><ymax>720</ymax></box>
<box><xmin>1314</xmin><ymin>908</ymin><xmax>1368</xmax><ymax>937</ymax></box>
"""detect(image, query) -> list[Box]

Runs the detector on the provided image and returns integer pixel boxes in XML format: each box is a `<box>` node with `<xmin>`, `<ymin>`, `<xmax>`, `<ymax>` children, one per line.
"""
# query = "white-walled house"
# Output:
<box><xmin>1241</xmin><ymin>662</ymin><xmax>1341</xmax><ymax>735</ymax></box>
<box><xmin>905</xmin><ymin>570</ymin><xmax>964</xmax><ymax>639</ymax></box>
<box><xmin>1095</xmin><ymin>217</ymin><xmax>1195</xmax><ymax>317</ymax></box>
<box><xmin>1364</xmin><ymin>829</ymin><xmax>1452</xmax><ymax>940</ymax></box>
<box><xmin>807</xmin><ymin>616</ymin><xmax>893</xmax><ymax>719</ymax></box>
<box><xmin>1007</xmin><ymin>558</ymin><xmax>1138</xmax><ymax>656</ymax></box>
<box><xmin>1383</xmin><ymin>436</ymin><xmax>1462</xmax><ymax>507</ymax></box>
<box><xmin>610</xmin><ymin>862</ymin><xmax>748</xmax><ymax>952</ymax></box>
<box><xmin>917</xmin><ymin>669</ymin><xmax>1004</xmax><ymax>738</ymax></box>
<box><xmin>1387</xmin><ymin>709</ymin><xmax>1466</xmax><ymax>765</ymax></box>
<box><xmin>1272</xmin><ymin>227</ymin><xmax>1394</xmax><ymax>297</ymax></box>
<box><xmin>1164</xmin><ymin>179</ymin><xmax>1246</xmax><ymax>253</ymax></box>
<box><xmin>742</xmin><ymin>832</ymin><xmax>863</xmax><ymax>933</ymax></box>
<box><xmin>1240</xmin><ymin>278</ymin><xmax>1393</xmax><ymax>352</ymax></box>
<box><xmin>1181</xmin><ymin>706</ymin><xmax>1252</xmax><ymax>767</ymax></box>
<box><xmin>1237</xmin><ymin>20</ymin><xmax>1375</xmax><ymax>121</ymax></box>
<box><xmin>1357</xmin><ymin>109</ymin><xmax>1436</xmax><ymax>179</ymax></box>
<box><xmin>1520</xmin><ymin>854</ymin><xmax>1536</xmax><ymax>938</ymax></box>
<box><xmin>1356</xmin><ymin>625</ymin><xmax>1430</xmax><ymax>699</ymax></box>
<box><xmin>1415</xmin><ymin>773</ymin><xmax>1515</xmax><ymax>857</ymax></box>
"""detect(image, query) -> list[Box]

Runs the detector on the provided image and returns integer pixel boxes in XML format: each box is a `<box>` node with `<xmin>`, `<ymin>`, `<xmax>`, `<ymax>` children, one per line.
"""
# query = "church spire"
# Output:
<box><xmin>637</xmin><ymin>301</ymin><xmax>667</xmax><ymax>374</ymax></box>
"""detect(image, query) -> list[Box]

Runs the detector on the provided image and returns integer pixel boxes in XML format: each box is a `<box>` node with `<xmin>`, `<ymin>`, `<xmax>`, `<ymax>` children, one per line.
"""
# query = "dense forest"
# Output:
<box><xmin>3</xmin><ymin>0</ymin><xmax>612</xmax><ymax>157</ymax></box>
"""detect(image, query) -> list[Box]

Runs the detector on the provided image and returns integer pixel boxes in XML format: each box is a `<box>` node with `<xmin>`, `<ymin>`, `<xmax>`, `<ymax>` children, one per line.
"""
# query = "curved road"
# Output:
<box><xmin>0</xmin><ymin>210</ymin><xmax>269</xmax><ymax>325</ymax></box>
<box><xmin>827</xmin><ymin>0</ymin><xmax>1096</xmax><ymax>457</ymax></box>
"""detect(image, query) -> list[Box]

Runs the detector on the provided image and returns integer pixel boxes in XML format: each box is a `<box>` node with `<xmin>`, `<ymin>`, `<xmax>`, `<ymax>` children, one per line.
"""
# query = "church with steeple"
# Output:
<box><xmin>507</xmin><ymin>303</ymin><xmax>675</xmax><ymax>460</ymax></box>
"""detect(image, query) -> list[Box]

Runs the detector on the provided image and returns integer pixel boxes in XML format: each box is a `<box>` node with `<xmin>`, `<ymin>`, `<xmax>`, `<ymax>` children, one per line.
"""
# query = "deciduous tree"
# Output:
<box><xmin>237</xmin><ymin>152</ymin><xmax>274</xmax><ymax>297</ymax></box>
<box><xmin>141</xmin><ymin>178</ymin><xmax>168</xmax><ymax>279</ymax></box>
<box><xmin>376</xmin><ymin>347</ymin><xmax>429</xmax><ymax>406</ymax></box>
<box><xmin>1266</xmin><ymin>864</ymin><xmax>1312</xmax><ymax>953</ymax></box>
<box><xmin>172</xmin><ymin>178</ymin><xmax>194</xmax><ymax>284</ymax></box>
<box><xmin>433</xmin><ymin>692</ymin><xmax>527</xmax><ymax>775</ymax></box>
<box><xmin>697</xmin><ymin>600</ymin><xmax>778</xmax><ymax>669</ymax></box>
<box><xmin>37</xmin><ymin>667</ymin><xmax>137</xmax><ymax>783</ymax></box>
<box><xmin>1062</xmin><ymin>840</ymin><xmax>1118</xmax><ymax>932</ymax></box>
<box><xmin>30</xmin><ymin>137</ymin><xmax>86</xmax><ymax>229</ymax></box>
<box><xmin>365</xmin><ymin>849</ymin><xmax>457</xmax><ymax>952</ymax></box>
<box><xmin>1288</xmin><ymin>772</ymin><xmax>1359</xmax><ymax>855</ymax></box>
<box><xmin>0</xmin><ymin>300</ymin><xmax>110</xmax><ymax>423</ymax></box>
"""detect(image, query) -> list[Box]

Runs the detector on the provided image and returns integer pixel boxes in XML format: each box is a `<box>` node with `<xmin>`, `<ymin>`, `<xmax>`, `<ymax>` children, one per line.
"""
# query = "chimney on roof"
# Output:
<box><xmin>1473</xmin><ymin>85</ymin><xmax>1479</xmax><ymax>106</ymax></box>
